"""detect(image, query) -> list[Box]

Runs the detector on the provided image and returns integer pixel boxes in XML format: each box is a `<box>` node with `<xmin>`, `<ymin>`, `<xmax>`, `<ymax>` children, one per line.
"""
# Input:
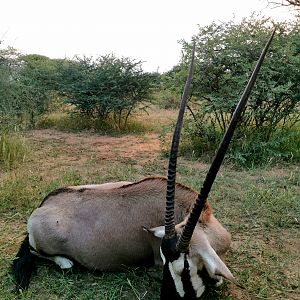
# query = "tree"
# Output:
<box><xmin>0</xmin><ymin>46</ymin><xmax>21</xmax><ymax>126</ymax></box>
<box><xmin>57</xmin><ymin>54</ymin><xmax>156</xmax><ymax>128</ymax></box>
<box><xmin>14</xmin><ymin>54</ymin><xmax>59</xmax><ymax>125</ymax></box>
<box><xmin>0</xmin><ymin>48</ymin><xmax>59</xmax><ymax>127</ymax></box>
<box><xmin>168</xmin><ymin>17</ymin><xmax>300</xmax><ymax>166</ymax></box>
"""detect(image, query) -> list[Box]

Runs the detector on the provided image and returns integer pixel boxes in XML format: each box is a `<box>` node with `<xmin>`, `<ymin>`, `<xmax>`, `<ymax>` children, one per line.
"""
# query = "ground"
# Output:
<box><xmin>0</xmin><ymin>117</ymin><xmax>299</xmax><ymax>299</ymax></box>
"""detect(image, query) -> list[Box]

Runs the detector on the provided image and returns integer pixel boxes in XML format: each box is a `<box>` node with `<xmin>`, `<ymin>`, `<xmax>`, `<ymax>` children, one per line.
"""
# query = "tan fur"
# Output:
<box><xmin>28</xmin><ymin>177</ymin><xmax>231</xmax><ymax>272</ymax></box>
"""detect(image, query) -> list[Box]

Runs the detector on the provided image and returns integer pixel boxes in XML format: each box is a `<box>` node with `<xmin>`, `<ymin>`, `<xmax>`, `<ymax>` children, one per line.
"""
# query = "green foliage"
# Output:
<box><xmin>0</xmin><ymin>47</ymin><xmax>57</xmax><ymax>127</ymax></box>
<box><xmin>189</xmin><ymin>17</ymin><xmax>300</xmax><ymax>132</ymax></box>
<box><xmin>0</xmin><ymin>43</ymin><xmax>156</xmax><ymax>130</ymax></box>
<box><xmin>0</xmin><ymin>47</ymin><xmax>21</xmax><ymax>126</ymax></box>
<box><xmin>14</xmin><ymin>54</ymin><xmax>59</xmax><ymax>125</ymax></box>
<box><xmin>165</xmin><ymin>17</ymin><xmax>300</xmax><ymax>166</ymax></box>
<box><xmin>180</xmin><ymin>118</ymin><xmax>300</xmax><ymax>167</ymax></box>
<box><xmin>153</xmin><ymin>89</ymin><xmax>180</xmax><ymax>109</ymax></box>
<box><xmin>154</xmin><ymin>67</ymin><xmax>182</xmax><ymax>109</ymax></box>
<box><xmin>56</xmin><ymin>55</ymin><xmax>156</xmax><ymax>129</ymax></box>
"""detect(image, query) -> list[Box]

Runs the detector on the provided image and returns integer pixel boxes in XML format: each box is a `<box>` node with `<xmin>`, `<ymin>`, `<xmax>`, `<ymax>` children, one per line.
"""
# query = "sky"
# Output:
<box><xmin>0</xmin><ymin>0</ymin><xmax>296</xmax><ymax>72</ymax></box>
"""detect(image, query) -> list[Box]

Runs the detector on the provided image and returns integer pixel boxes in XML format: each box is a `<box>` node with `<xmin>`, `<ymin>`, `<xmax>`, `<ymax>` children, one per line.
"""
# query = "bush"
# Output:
<box><xmin>179</xmin><ymin>117</ymin><xmax>300</xmax><ymax>167</ymax></box>
<box><xmin>153</xmin><ymin>89</ymin><xmax>180</xmax><ymax>109</ymax></box>
<box><xmin>56</xmin><ymin>55</ymin><xmax>157</xmax><ymax>129</ymax></box>
<box><xmin>183</xmin><ymin>17</ymin><xmax>300</xmax><ymax>134</ymax></box>
<box><xmin>0</xmin><ymin>48</ymin><xmax>56</xmax><ymax>127</ymax></box>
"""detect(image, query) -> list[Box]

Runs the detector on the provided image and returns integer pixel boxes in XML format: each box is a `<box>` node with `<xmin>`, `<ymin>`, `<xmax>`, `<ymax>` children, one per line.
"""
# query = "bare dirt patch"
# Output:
<box><xmin>25</xmin><ymin>129</ymin><xmax>162</xmax><ymax>177</ymax></box>
<box><xmin>28</xmin><ymin>129</ymin><xmax>160</xmax><ymax>160</ymax></box>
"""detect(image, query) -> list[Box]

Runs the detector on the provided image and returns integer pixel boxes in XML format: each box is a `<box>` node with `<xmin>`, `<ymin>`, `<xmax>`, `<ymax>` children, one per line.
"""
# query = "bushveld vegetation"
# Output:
<box><xmin>161</xmin><ymin>17</ymin><xmax>300</xmax><ymax>167</ymax></box>
<box><xmin>0</xmin><ymin>15</ymin><xmax>299</xmax><ymax>300</ymax></box>
<box><xmin>0</xmin><ymin>47</ymin><xmax>156</xmax><ymax>130</ymax></box>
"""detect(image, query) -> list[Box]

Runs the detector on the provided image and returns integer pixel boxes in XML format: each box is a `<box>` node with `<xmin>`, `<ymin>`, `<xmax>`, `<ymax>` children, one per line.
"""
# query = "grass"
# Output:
<box><xmin>0</xmin><ymin>131</ymin><xmax>30</xmax><ymax>171</ymax></box>
<box><xmin>0</xmin><ymin>107</ymin><xmax>299</xmax><ymax>299</ymax></box>
<box><xmin>37</xmin><ymin>106</ymin><xmax>176</xmax><ymax>135</ymax></box>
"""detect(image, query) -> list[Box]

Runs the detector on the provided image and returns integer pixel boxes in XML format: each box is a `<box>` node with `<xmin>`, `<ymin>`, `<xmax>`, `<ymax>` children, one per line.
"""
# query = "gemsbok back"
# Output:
<box><xmin>12</xmin><ymin>30</ymin><xmax>275</xmax><ymax>299</ymax></box>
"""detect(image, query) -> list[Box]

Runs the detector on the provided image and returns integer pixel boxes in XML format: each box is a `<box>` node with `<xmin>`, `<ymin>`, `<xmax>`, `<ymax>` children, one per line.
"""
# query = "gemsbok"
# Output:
<box><xmin>12</xmin><ymin>30</ymin><xmax>275</xmax><ymax>299</ymax></box>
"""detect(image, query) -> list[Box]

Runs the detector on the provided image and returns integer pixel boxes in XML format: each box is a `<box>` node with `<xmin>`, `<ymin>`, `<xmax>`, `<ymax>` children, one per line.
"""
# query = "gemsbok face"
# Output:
<box><xmin>12</xmin><ymin>30</ymin><xmax>275</xmax><ymax>299</ymax></box>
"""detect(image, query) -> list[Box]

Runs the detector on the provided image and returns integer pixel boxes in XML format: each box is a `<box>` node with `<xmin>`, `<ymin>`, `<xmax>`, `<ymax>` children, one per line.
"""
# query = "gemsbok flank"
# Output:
<box><xmin>12</xmin><ymin>30</ymin><xmax>275</xmax><ymax>299</ymax></box>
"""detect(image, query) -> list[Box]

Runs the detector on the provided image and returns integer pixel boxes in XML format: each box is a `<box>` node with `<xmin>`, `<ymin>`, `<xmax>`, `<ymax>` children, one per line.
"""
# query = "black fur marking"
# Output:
<box><xmin>198</xmin><ymin>267</ymin><xmax>220</xmax><ymax>287</ymax></box>
<box><xmin>12</xmin><ymin>235</ymin><xmax>36</xmax><ymax>291</ymax></box>
<box><xmin>181</xmin><ymin>255</ymin><xmax>198</xmax><ymax>299</ymax></box>
<box><xmin>161</xmin><ymin>260</ymin><xmax>183</xmax><ymax>300</ymax></box>
<box><xmin>160</xmin><ymin>238</ymin><xmax>199</xmax><ymax>299</ymax></box>
<box><xmin>160</xmin><ymin>237</ymin><xmax>181</xmax><ymax>299</ymax></box>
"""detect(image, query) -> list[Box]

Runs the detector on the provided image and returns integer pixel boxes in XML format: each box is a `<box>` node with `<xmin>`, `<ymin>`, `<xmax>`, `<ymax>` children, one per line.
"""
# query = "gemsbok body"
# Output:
<box><xmin>13</xmin><ymin>178</ymin><xmax>231</xmax><ymax>291</ymax></box>
<box><xmin>13</xmin><ymin>30</ymin><xmax>275</xmax><ymax>299</ymax></box>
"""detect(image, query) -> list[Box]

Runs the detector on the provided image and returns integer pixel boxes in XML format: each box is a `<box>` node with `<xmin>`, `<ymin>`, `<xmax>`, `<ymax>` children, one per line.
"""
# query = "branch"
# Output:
<box><xmin>268</xmin><ymin>0</ymin><xmax>300</xmax><ymax>9</ymax></box>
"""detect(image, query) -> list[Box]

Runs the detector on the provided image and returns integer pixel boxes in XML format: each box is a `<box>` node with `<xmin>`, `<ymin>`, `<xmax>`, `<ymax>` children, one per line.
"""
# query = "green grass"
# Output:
<box><xmin>0</xmin><ymin>131</ymin><xmax>30</xmax><ymax>171</ymax></box>
<box><xmin>0</xmin><ymin>118</ymin><xmax>299</xmax><ymax>299</ymax></box>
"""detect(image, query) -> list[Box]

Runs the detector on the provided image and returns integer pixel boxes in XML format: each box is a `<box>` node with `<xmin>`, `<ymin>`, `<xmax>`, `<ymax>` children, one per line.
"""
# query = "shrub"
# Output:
<box><xmin>56</xmin><ymin>55</ymin><xmax>157</xmax><ymax>129</ymax></box>
<box><xmin>179</xmin><ymin>116</ymin><xmax>300</xmax><ymax>167</ymax></box>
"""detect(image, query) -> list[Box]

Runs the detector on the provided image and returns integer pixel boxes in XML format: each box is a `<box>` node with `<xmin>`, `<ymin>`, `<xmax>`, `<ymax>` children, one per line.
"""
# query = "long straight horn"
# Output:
<box><xmin>164</xmin><ymin>42</ymin><xmax>196</xmax><ymax>239</ymax></box>
<box><xmin>176</xmin><ymin>29</ymin><xmax>276</xmax><ymax>252</ymax></box>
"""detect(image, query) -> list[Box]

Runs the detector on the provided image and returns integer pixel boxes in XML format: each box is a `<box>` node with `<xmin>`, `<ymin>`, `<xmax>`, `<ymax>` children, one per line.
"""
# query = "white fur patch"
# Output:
<box><xmin>53</xmin><ymin>256</ymin><xmax>74</xmax><ymax>269</ymax></box>
<box><xmin>29</xmin><ymin>250</ymin><xmax>74</xmax><ymax>270</ymax></box>
<box><xmin>160</xmin><ymin>247</ymin><xmax>166</xmax><ymax>265</ymax></box>
<box><xmin>153</xmin><ymin>227</ymin><xmax>165</xmax><ymax>238</ymax></box>
<box><xmin>187</xmin><ymin>257</ymin><xmax>206</xmax><ymax>297</ymax></box>
<box><xmin>168</xmin><ymin>254</ymin><xmax>185</xmax><ymax>298</ymax></box>
<box><xmin>163</xmin><ymin>252</ymin><xmax>206</xmax><ymax>298</ymax></box>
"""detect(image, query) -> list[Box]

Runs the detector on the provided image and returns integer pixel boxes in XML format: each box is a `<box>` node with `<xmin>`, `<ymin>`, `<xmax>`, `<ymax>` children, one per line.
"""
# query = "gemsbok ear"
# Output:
<box><xmin>198</xmin><ymin>242</ymin><xmax>238</xmax><ymax>285</ymax></box>
<box><xmin>192</xmin><ymin>231</ymin><xmax>242</xmax><ymax>287</ymax></box>
<box><xmin>142</xmin><ymin>226</ymin><xmax>165</xmax><ymax>239</ymax></box>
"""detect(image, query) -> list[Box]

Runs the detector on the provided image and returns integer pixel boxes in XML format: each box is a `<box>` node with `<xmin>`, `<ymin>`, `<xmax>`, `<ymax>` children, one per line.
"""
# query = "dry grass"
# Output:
<box><xmin>37</xmin><ymin>105</ymin><xmax>177</xmax><ymax>135</ymax></box>
<box><xmin>0</xmin><ymin>107</ymin><xmax>299</xmax><ymax>299</ymax></box>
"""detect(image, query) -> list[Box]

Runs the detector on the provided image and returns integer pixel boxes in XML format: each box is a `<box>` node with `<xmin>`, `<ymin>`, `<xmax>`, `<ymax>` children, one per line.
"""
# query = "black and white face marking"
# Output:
<box><xmin>146</xmin><ymin>225</ymin><xmax>235</xmax><ymax>299</ymax></box>
<box><xmin>160</xmin><ymin>238</ymin><xmax>206</xmax><ymax>299</ymax></box>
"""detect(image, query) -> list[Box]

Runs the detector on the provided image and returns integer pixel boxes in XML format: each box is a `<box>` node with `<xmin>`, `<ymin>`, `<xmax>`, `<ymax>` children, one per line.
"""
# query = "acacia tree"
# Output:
<box><xmin>57</xmin><ymin>54</ymin><xmax>156</xmax><ymax>129</ymax></box>
<box><xmin>0</xmin><ymin>49</ymin><xmax>58</xmax><ymax>127</ymax></box>
<box><xmin>15</xmin><ymin>54</ymin><xmax>59</xmax><ymax>125</ymax></box>
<box><xmin>183</xmin><ymin>17</ymin><xmax>300</xmax><ymax>133</ymax></box>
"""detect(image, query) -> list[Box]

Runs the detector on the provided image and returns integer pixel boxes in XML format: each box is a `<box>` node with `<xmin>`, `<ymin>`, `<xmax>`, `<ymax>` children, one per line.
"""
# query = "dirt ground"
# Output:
<box><xmin>28</xmin><ymin>129</ymin><xmax>161</xmax><ymax>165</ymax></box>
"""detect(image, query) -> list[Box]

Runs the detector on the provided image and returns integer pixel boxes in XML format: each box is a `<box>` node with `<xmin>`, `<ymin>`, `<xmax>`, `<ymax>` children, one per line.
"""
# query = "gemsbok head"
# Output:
<box><xmin>12</xmin><ymin>30</ymin><xmax>275</xmax><ymax>299</ymax></box>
